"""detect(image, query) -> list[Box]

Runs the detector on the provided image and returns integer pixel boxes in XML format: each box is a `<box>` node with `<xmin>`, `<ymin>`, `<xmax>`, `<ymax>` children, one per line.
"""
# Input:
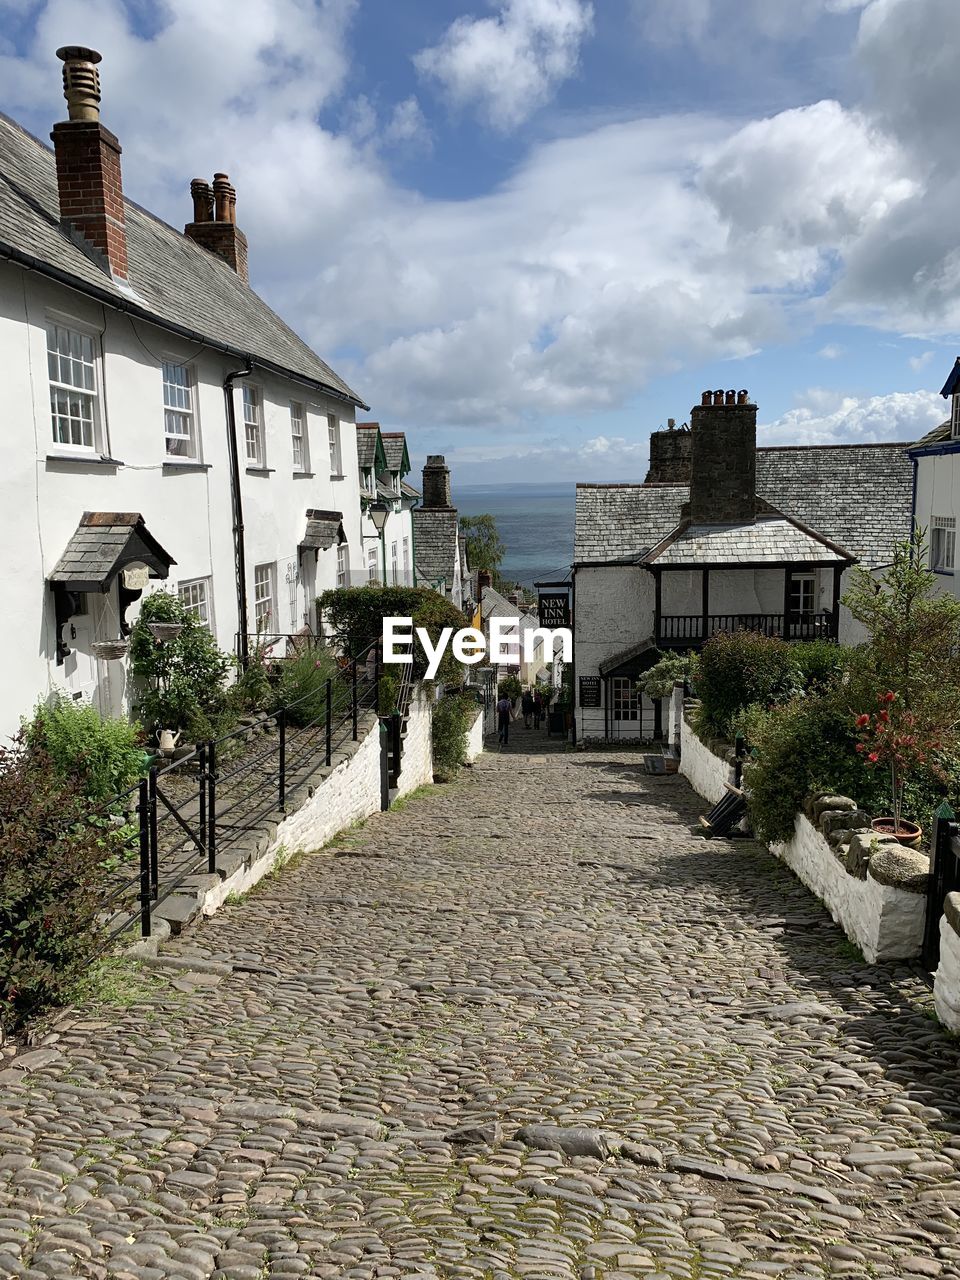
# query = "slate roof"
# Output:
<box><xmin>380</xmin><ymin>432</ymin><xmax>410</xmax><ymax>476</ymax></box>
<box><xmin>376</xmin><ymin>478</ymin><xmax>401</xmax><ymax>503</ymax></box>
<box><xmin>912</xmin><ymin>420</ymin><xmax>951</xmax><ymax>449</ymax></box>
<box><xmin>413</xmin><ymin>509</ymin><xmax>460</xmax><ymax>591</ymax></box>
<box><xmin>50</xmin><ymin>512</ymin><xmax>175</xmax><ymax>590</ymax></box>
<box><xmin>575</xmin><ymin>444</ymin><xmax>913</xmax><ymax>569</ymax></box>
<box><xmin>644</xmin><ymin>514</ymin><xmax>850</xmax><ymax>567</ymax></box>
<box><xmin>356</xmin><ymin>423</ymin><xmax>385</xmax><ymax>470</ymax></box>
<box><xmin>301</xmin><ymin>510</ymin><xmax>345</xmax><ymax>551</ymax></box>
<box><xmin>0</xmin><ymin>113</ymin><xmax>363</xmax><ymax>405</ymax></box>
<box><xmin>480</xmin><ymin>585</ymin><xmax>519</xmax><ymax>620</ymax></box>
<box><xmin>401</xmin><ymin>479</ymin><xmax>421</xmax><ymax>500</ymax></box>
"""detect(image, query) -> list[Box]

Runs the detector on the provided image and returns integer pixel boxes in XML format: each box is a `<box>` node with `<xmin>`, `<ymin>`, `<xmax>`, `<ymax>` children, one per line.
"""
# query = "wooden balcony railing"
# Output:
<box><xmin>657</xmin><ymin>612</ymin><xmax>836</xmax><ymax>647</ymax></box>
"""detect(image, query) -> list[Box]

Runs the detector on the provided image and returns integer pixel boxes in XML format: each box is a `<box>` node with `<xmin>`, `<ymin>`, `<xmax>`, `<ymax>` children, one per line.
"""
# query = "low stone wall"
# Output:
<box><xmin>396</xmin><ymin>685</ymin><xmax>434</xmax><ymax>798</ymax></box>
<box><xmin>935</xmin><ymin>895</ymin><xmax>960</xmax><ymax>1030</ymax></box>
<box><xmin>773</xmin><ymin>808</ymin><xmax>928</xmax><ymax>963</ymax></box>
<box><xmin>680</xmin><ymin>720</ymin><xmax>930</xmax><ymax>965</ymax></box>
<box><xmin>679</xmin><ymin>702</ymin><xmax>734</xmax><ymax>806</ymax></box>
<box><xmin>466</xmin><ymin>705</ymin><xmax>485</xmax><ymax>762</ymax></box>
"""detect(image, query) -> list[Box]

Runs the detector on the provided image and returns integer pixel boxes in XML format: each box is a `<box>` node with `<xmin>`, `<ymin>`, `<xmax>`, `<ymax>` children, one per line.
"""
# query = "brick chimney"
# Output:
<box><xmin>51</xmin><ymin>47</ymin><xmax>127</xmax><ymax>280</ymax></box>
<box><xmin>477</xmin><ymin>569</ymin><xmax>493</xmax><ymax>591</ymax></box>
<box><xmin>422</xmin><ymin>455</ymin><xmax>453</xmax><ymax>509</ymax></box>
<box><xmin>688</xmin><ymin>389</ymin><xmax>757</xmax><ymax>524</ymax></box>
<box><xmin>184</xmin><ymin>172</ymin><xmax>249</xmax><ymax>282</ymax></box>
<box><xmin>645</xmin><ymin>418</ymin><xmax>692</xmax><ymax>484</ymax></box>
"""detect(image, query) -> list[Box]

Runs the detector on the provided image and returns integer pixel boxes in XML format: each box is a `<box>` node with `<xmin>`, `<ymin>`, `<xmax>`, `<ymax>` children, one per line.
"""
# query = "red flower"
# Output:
<box><xmin>868</xmin><ymin>752</ymin><xmax>879</xmax><ymax>763</ymax></box>
<box><xmin>855</xmin><ymin>742</ymin><xmax>865</xmax><ymax>753</ymax></box>
<box><xmin>855</xmin><ymin>713</ymin><xmax>870</xmax><ymax>728</ymax></box>
<box><xmin>884</xmin><ymin>691</ymin><xmax>896</xmax><ymax>703</ymax></box>
<box><xmin>878</xmin><ymin>710</ymin><xmax>889</xmax><ymax>723</ymax></box>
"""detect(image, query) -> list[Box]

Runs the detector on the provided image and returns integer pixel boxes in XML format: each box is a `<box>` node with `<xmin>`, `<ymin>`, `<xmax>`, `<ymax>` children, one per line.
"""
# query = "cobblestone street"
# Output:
<box><xmin>3</xmin><ymin>726</ymin><xmax>960</xmax><ymax>1279</ymax></box>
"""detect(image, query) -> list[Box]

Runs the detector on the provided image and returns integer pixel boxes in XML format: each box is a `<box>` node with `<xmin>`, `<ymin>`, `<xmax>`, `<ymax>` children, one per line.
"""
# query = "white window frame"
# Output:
<box><xmin>610</xmin><ymin>676</ymin><xmax>640</xmax><ymax>722</ymax></box>
<box><xmin>178</xmin><ymin>577</ymin><xmax>213</xmax><ymax>632</ymax></box>
<box><xmin>243</xmin><ymin>384</ymin><xmax>265</xmax><ymax>468</ymax></box>
<box><xmin>337</xmin><ymin>543</ymin><xmax>349</xmax><ymax>588</ymax></box>
<box><xmin>162</xmin><ymin>361</ymin><xmax>199</xmax><ymax>459</ymax></box>
<box><xmin>46</xmin><ymin>318</ymin><xmax>102</xmax><ymax>452</ymax></box>
<box><xmin>363</xmin><ymin>468</ymin><xmax>376</xmax><ymax>495</ymax></box>
<box><xmin>402</xmin><ymin>537</ymin><xmax>410</xmax><ymax>574</ymax></box>
<box><xmin>290</xmin><ymin>401</ymin><xmax>308</xmax><ymax>472</ymax></box>
<box><xmin>932</xmin><ymin>517</ymin><xmax>957</xmax><ymax>574</ymax></box>
<box><xmin>789</xmin><ymin>574</ymin><xmax>817</xmax><ymax>615</ymax></box>
<box><xmin>254</xmin><ymin>563</ymin><xmax>276</xmax><ymax>632</ymax></box>
<box><xmin>367</xmin><ymin>545</ymin><xmax>379</xmax><ymax>583</ymax></box>
<box><xmin>328</xmin><ymin>414</ymin><xmax>342</xmax><ymax>476</ymax></box>
<box><xmin>952</xmin><ymin>394</ymin><xmax>960</xmax><ymax>440</ymax></box>
<box><xmin>390</xmin><ymin>540</ymin><xmax>399</xmax><ymax>585</ymax></box>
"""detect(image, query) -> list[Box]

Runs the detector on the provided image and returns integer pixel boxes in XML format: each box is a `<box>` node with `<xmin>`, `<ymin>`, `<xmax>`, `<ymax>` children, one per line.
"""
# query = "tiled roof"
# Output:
<box><xmin>380</xmin><ymin>432</ymin><xmax>409</xmax><ymax>475</ymax></box>
<box><xmin>480</xmin><ymin>585</ymin><xmax>519</xmax><ymax>620</ymax></box>
<box><xmin>413</xmin><ymin>509</ymin><xmax>460</xmax><ymax>590</ymax></box>
<box><xmin>0</xmin><ymin>113</ymin><xmax>362</xmax><ymax>405</ymax></box>
<box><xmin>356</xmin><ymin>423</ymin><xmax>383</xmax><ymax>470</ymax></box>
<box><xmin>301</xmin><ymin>510</ymin><xmax>345</xmax><ymax>551</ymax></box>
<box><xmin>912</xmin><ymin>420</ymin><xmax>951</xmax><ymax>448</ymax></box>
<box><xmin>400</xmin><ymin>479</ymin><xmax>420</xmax><ymax>499</ymax></box>
<box><xmin>645</xmin><ymin>515</ymin><xmax>849</xmax><ymax>567</ymax></box>
<box><xmin>49</xmin><ymin>512</ymin><xmax>175</xmax><ymax>589</ymax></box>
<box><xmin>575</xmin><ymin>444</ymin><xmax>913</xmax><ymax>569</ymax></box>
<box><xmin>376</xmin><ymin>478</ymin><xmax>400</xmax><ymax>503</ymax></box>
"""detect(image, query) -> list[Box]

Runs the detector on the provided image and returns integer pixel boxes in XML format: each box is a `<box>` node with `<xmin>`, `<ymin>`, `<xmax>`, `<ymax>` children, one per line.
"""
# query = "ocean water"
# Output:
<box><xmin>454</xmin><ymin>482</ymin><xmax>575</xmax><ymax>587</ymax></box>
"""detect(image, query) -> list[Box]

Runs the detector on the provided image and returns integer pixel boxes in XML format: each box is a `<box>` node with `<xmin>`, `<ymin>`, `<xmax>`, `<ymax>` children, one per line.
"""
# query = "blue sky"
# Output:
<box><xmin>2</xmin><ymin>0</ymin><xmax>958</xmax><ymax>481</ymax></box>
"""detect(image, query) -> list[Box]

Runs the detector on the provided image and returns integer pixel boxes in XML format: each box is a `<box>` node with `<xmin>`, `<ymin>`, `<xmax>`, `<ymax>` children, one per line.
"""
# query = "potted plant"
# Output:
<box><xmin>855</xmin><ymin>691</ymin><xmax>936</xmax><ymax>847</ymax></box>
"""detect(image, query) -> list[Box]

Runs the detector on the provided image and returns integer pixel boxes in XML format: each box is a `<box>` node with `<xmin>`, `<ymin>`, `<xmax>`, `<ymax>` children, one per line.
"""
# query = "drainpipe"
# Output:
<box><xmin>224</xmin><ymin>360</ymin><xmax>253</xmax><ymax>666</ymax></box>
<box><xmin>910</xmin><ymin>454</ymin><xmax>919</xmax><ymax>560</ymax></box>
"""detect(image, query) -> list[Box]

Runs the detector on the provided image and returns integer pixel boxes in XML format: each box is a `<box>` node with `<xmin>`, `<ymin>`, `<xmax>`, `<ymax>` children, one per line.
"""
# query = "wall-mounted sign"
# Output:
<box><xmin>121</xmin><ymin>565</ymin><xmax>150</xmax><ymax>591</ymax></box>
<box><xmin>538</xmin><ymin>593</ymin><xmax>570</xmax><ymax>628</ymax></box>
<box><xmin>579</xmin><ymin>676</ymin><xmax>601</xmax><ymax>708</ymax></box>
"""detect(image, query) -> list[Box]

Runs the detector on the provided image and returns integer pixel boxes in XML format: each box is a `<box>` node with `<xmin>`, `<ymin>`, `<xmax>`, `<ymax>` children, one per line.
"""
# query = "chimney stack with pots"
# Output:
<box><xmin>184</xmin><ymin>171</ymin><xmax>249</xmax><ymax>282</ymax></box>
<box><xmin>645</xmin><ymin>419</ymin><xmax>691</xmax><ymax>484</ymax></box>
<box><xmin>51</xmin><ymin>47</ymin><xmax>128</xmax><ymax>279</ymax></box>
<box><xmin>422</xmin><ymin>455</ymin><xmax>453</xmax><ymax>509</ymax></box>
<box><xmin>688</xmin><ymin>390</ymin><xmax>757</xmax><ymax>525</ymax></box>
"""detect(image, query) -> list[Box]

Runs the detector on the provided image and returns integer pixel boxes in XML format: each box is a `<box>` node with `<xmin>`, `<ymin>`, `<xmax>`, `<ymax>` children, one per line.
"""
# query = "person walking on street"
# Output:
<box><xmin>521</xmin><ymin>689</ymin><xmax>534</xmax><ymax>729</ymax></box>
<box><xmin>533</xmin><ymin>690</ymin><xmax>543</xmax><ymax>730</ymax></box>
<box><xmin>497</xmin><ymin>694</ymin><xmax>513</xmax><ymax>745</ymax></box>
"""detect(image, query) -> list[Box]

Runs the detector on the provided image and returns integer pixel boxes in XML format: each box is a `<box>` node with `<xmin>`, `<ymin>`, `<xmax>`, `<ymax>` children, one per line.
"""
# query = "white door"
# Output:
<box><xmin>63</xmin><ymin>612</ymin><xmax>99</xmax><ymax>708</ymax></box>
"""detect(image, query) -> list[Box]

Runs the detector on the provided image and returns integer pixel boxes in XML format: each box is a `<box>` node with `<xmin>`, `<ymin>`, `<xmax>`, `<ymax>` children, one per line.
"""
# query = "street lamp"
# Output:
<box><xmin>367</xmin><ymin>502</ymin><xmax>389</xmax><ymax>587</ymax></box>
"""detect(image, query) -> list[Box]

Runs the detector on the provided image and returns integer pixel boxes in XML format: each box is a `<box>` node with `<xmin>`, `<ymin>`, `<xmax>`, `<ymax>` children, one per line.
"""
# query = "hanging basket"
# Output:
<box><xmin>147</xmin><ymin>622</ymin><xmax>184</xmax><ymax>642</ymax></box>
<box><xmin>91</xmin><ymin>640</ymin><xmax>129</xmax><ymax>661</ymax></box>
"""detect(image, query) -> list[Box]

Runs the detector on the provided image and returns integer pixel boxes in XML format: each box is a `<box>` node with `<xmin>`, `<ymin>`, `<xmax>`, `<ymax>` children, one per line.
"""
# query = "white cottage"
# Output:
<box><xmin>0</xmin><ymin>46</ymin><xmax>368</xmax><ymax>732</ymax></box>
<box><xmin>910</xmin><ymin>359</ymin><xmax>960</xmax><ymax>593</ymax></box>
<box><xmin>573</xmin><ymin>389</ymin><xmax>914</xmax><ymax>743</ymax></box>
<box><xmin>355</xmin><ymin>424</ymin><xmax>417</xmax><ymax>586</ymax></box>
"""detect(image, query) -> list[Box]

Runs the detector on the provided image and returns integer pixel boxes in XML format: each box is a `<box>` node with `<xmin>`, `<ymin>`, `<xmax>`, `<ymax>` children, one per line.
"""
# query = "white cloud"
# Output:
<box><xmin>636</xmin><ymin>0</ymin><xmax>869</xmax><ymax>47</ymax></box>
<box><xmin>384</xmin><ymin>96</ymin><xmax>431</xmax><ymax>149</ymax></box>
<box><xmin>414</xmin><ymin>0</ymin><xmax>594</xmax><ymax>130</ymax></box>
<box><xmin>818</xmin><ymin>344</ymin><xmax>844</xmax><ymax>359</ymax></box>
<box><xmin>759</xmin><ymin>388</ymin><xmax>944</xmax><ymax>446</ymax></box>
<box><xmin>910</xmin><ymin>351</ymin><xmax>935</xmax><ymax>372</ymax></box>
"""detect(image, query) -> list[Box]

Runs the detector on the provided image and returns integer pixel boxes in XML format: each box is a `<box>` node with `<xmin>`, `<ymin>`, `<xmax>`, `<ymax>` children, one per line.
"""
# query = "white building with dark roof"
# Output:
<box><xmin>0</xmin><ymin>46</ymin><xmax>368</xmax><ymax>729</ymax></box>
<box><xmin>909</xmin><ymin>359</ymin><xmax>960</xmax><ymax>597</ymax></box>
<box><xmin>573</xmin><ymin>389</ymin><xmax>914</xmax><ymax>742</ymax></box>
<box><xmin>355</xmin><ymin>424</ymin><xmax>416</xmax><ymax>587</ymax></box>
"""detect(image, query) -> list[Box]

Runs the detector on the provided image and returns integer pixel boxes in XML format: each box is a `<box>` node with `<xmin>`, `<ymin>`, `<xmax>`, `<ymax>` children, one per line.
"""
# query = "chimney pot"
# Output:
<box><xmin>713</xmin><ymin>389</ymin><xmax>724</xmax><ymax>406</ymax></box>
<box><xmin>667</xmin><ymin>417</ymin><xmax>675</xmax><ymax>430</ymax></box>
<box><xmin>213</xmin><ymin>173</ymin><xmax>232</xmax><ymax>222</ymax></box>
<box><xmin>701</xmin><ymin>391</ymin><xmax>711</xmax><ymax>406</ymax></box>
<box><xmin>190</xmin><ymin>178</ymin><xmax>213</xmax><ymax>223</ymax></box>
<box><xmin>725</xmin><ymin>389</ymin><xmax>735</xmax><ymax>405</ymax></box>
<box><xmin>56</xmin><ymin>46</ymin><xmax>102</xmax><ymax>122</ymax></box>
<box><xmin>737</xmin><ymin>389</ymin><xmax>749</xmax><ymax>405</ymax></box>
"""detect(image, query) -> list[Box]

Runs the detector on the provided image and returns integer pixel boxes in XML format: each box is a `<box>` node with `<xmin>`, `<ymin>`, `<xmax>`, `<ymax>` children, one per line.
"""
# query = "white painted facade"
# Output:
<box><xmin>912</xmin><ymin>437</ymin><xmax>960</xmax><ymax>603</ymax></box>
<box><xmin>0</xmin><ymin>259</ymin><xmax>363</xmax><ymax>733</ymax></box>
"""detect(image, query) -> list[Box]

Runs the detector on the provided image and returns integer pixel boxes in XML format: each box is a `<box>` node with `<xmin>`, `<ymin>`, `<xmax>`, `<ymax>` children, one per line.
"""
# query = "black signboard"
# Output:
<box><xmin>538</xmin><ymin>592</ymin><xmax>571</xmax><ymax>628</ymax></box>
<box><xmin>579</xmin><ymin>676</ymin><xmax>601</xmax><ymax>708</ymax></box>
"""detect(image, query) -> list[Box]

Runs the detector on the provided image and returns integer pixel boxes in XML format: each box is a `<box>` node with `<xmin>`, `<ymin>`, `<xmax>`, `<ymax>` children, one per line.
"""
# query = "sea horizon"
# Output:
<box><xmin>453</xmin><ymin>481</ymin><xmax>575</xmax><ymax>588</ymax></box>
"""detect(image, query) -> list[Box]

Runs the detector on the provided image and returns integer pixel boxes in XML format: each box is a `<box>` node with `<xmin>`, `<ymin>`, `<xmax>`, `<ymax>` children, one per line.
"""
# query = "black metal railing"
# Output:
<box><xmin>91</xmin><ymin>638</ymin><xmax>385</xmax><ymax>942</ymax></box>
<box><xmin>658</xmin><ymin>612</ymin><xmax>837</xmax><ymax>646</ymax></box>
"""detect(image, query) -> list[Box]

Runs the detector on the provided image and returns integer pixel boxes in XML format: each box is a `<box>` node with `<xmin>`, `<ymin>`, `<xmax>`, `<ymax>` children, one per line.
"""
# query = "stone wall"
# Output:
<box><xmin>679</xmin><ymin>702</ymin><xmax>734</xmax><ymax>806</ymax></box>
<box><xmin>935</xmin><ymin>895</ymin><xmax>960</xmax><ymax>1031</ymax></box>
<box><xmin>466</xmin><ymin>705</ymin><xmax>485</xmax><ymax>762</ymax></box>
<box><xmin>396</xmin><ymin>685</ymin><xmax>435</xmax><ymax>798</ymax></box>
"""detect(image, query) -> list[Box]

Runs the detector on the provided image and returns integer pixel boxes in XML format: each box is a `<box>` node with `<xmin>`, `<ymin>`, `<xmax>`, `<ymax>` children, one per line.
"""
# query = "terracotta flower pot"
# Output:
<box><xmin>871</xmin><ymin>817</ymin><xmax>923</xmax><ymax>849</ymax></box>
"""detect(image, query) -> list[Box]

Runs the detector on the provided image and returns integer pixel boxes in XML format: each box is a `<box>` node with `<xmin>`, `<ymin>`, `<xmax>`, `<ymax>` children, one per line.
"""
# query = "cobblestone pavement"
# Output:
<box><xmin>3</xmin><ymin>726</ymin><xmax>960</xmax><ymax>1279</ymax></box>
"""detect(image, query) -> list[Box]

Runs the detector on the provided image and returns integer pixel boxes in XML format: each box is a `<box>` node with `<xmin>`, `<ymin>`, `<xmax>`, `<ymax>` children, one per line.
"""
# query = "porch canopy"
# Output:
<box><xmin>49</xmin><ymin>511</ymin><xmax>176</xmax><ymax>593</ymax></box>
<box><xmin>641</xmin><ymin>506</ymin><xmax>856</xmax><ymax>648</ymax></box>
<box><xmin>300</xmin><ymin>509</ymin><xmax>346</xmax><ymax>552</ymax></box>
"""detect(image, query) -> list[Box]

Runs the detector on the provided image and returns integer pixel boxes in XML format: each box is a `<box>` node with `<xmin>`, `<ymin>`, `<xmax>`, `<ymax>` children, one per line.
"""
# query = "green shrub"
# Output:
<box><xmin>129</xmin><ymin>592</ymin><xmax>230</xmax><ymax>737</ymax></box>
<box><xmin>637</xmin><ymin>652</ymin><xmax>696</xmax><ymax>700</ymax></box>
<box><xmin>696</xmin><ymin>631</ymin><xmax>800</xmax><ymax>739</ymax></box>
<box><xmin>319</xmin><ymin>585</ymin><xmax>468</xmax><ymax>683</ymax></box>
<box><xmin>269</xmin><ymin>649</ymin><xmax>343</xmax><ymax>728</ymax></box>
<box><xmin>25</xmin><ymin>695</ymin><xmax>146</xmax><ymax>803</ymax></box>
<box><xmin>432</xmin><ymin>693</ymin><xmax>476</xmax><ymax>781</ymax></box>
<box><xmin>0</xmin><ymin>736</ymin><xmax>116</xmax><ymax>1033</ymax></box>
<box><xmin>497</xmin><ymin>674</ymin><xmax>522</xmax><ymax>703</ymax></box>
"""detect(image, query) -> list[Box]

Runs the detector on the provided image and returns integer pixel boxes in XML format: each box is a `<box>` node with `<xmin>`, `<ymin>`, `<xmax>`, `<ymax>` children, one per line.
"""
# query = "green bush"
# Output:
<box><xmin>432</xmin><ymin>693</ymin><xmax>476</xmax><ymax>781</ymax></box>
<box><xmin>789</xmin><ymin>639</ymin><xmax>846</xmax><ymax>692</ymax></box>
<box><xmin>319</xmin><ymin>586</ymin><xmax>468</xmax><ymax>684</ymax></box>
<box><xmin>696</xmin><ymin>631</ymin><xmax>800</xmax><ymax>739</ymax></box>
<box><xmin>497</xmin><ymin>674</ymin><xmax>522</xmax><ymax>703</ymax></box>
<box><xmin>269</xmin><ymin>649</ymin><xmax>343</xmax><ymax>728</ymax></box>
<box><xmin>0</xmin><ymin>736</ymin><xmax>116</xmax><ymax>1034</ymax></box>
<box><xmin>25</xmin><ymin>695</ymin><xmax>146</xmax><ymax>803</ymax></box>
<box><xmin>129</xmin><ymin>592</ymin><xmax>230</xmax><ymax>738</ymax></box>
<box><xmin>637</xmin><ymin>653</ymin><xmax>696</xmax><ymax>700</ymax></box>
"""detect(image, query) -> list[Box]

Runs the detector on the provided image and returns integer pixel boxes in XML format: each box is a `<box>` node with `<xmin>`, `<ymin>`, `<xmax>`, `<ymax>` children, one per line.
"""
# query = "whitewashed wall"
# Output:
<box><xmin>915</xmin><ymin>451</ymin><xmax>960</xmax><ymax>605</ymax></box>
<box><xmin>679</xmin><ymin>707</ymin><xmax>733</xmax><ymax>805</ymax></box>
<box><xmin>0</xmin><ymin>261</ymin><xmax>363</xmax><ymax>733</ymax></box>
<box><xmin>466</xmin><ymin>705</ymin><xmax>485</xmax><ymax>762</ymax></box>
<box><xmin>935</xmin><ymin>899</ymin><xmax>960</xmax><ymax>1030</ymax></box>
<box><xmin>397</xmin><ymin>686</ymin><xmax>434</xmax><ymax>797</ymax></box>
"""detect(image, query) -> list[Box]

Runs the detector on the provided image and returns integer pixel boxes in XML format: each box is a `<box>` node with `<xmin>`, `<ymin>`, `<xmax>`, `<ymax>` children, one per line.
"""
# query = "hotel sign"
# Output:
<box><xmin>579</xmin><ymin>676</ymin><xmax>601</xmax><ymax>708</ymax></box>
<box><xmin>538</xmin><ymin>593</ymin><xmax>570</xmax><ymax>629</ymax></box>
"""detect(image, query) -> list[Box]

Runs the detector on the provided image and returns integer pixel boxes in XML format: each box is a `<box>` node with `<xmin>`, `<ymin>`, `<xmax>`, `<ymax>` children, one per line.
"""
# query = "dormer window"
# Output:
<box><xmin>364</xmin><ymin>468</ymin><xmax>376</xmax><ymax>495</ymax></box>
<box><xmin>952</xmin><ymin>393</ymin><xmax>960</xmax><ymax>439</ymax></box>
